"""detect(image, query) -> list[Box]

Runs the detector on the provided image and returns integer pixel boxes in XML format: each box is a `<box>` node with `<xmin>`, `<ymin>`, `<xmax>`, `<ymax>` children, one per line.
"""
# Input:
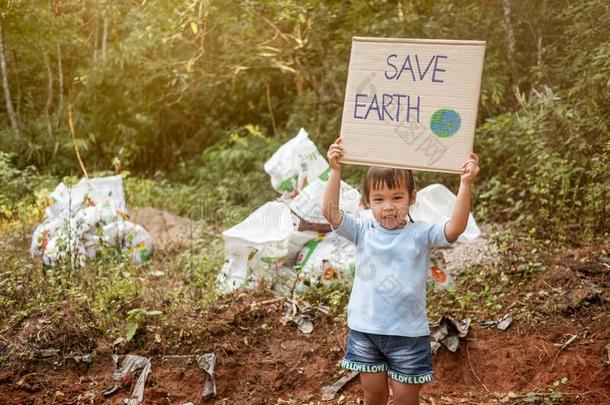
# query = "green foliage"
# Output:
<box><xmin>301</xmin><ymin>278</ymin><xmax>352</xmax><ymax>322</ymax></box>
<box><xmin>428</xmin><ymin>226</ymin><xmax>548</xmax><ymax>321</ymax></box>
<box><xmin>0</xmin><ymin>0</ymin><xmax>607</xmax><ymax>241</ymax></box>
<box><xmin>0</xmin><ymin>152</ymin><xmax>34</xmax><ymax>217</ymax></box>
<box><xmin>476</xmin><ymin>4</ymin><xmax>610</xmax><ymax>241</ymax></box>
<box><xmin>517</xmin><ymin>377</ymin><xmax>569</xmax><ymax>403</ymax></box>
<box><xmin>123</xmin><ymin>124</ymin><xmax>281</xmax><ymax>225</ymax></box>
<box><xmin>124</xmin><ymin>308</ymin><xmax>162</xmax><ymax>342</ymax></box>
<box><xmin>0</xmin><ymin>152</ymin><xmax>53</xmax><ymax>220</ymax></box>
<box><xmin>0</xmin><ymin>174</ymin><xmax>226</xmax><ymax>351</ymax></box>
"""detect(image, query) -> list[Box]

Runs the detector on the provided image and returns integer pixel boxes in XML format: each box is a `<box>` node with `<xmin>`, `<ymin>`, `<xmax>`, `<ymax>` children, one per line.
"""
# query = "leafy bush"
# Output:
<box><xmin>0</xmin><ymin>152</ymin><xmax>52</xmax><ymax>220</ymax></box>
<box><xmin>0</xmin><ymin>0</ymin><xmax>608</xmax><ymax>241</ymax></box>
<box><xmin>476</xmin><ymin>89</ymin><xmax>606</xmax><ymax>240</ymax></box>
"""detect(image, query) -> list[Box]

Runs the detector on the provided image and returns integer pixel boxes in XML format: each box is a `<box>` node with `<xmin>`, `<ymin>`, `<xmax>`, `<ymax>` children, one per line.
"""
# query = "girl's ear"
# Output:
<box><xmin>409</xmin><ymin>190</ymin><xmax>417</xmax><ymax>206</ymax></box>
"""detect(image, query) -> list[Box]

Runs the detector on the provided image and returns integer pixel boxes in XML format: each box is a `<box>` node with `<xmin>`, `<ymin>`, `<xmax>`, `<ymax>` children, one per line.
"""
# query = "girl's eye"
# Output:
<box><xmin>394</xmin><ymin>196</ymin><xmax>402</xmax><ymax>200</ymax></box>
<box><xmin>373</xmin><ymin>198</ymin><xmax>382</xmax><ymax>202</ymax></box>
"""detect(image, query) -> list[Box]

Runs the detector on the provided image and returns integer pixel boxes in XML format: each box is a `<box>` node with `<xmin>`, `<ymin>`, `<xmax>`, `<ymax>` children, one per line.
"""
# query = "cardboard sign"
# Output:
<box><xmin>339</xmin><ymin>37</ymin><xmax>486</xmax><ymax>173</ymax></box>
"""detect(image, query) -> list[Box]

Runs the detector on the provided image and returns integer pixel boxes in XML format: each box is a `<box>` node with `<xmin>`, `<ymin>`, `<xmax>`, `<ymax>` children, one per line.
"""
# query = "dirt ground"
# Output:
<box><xmin>1</xmin><ymin>246</ymin><xmax>608</xmax><ymax>405</ymax></box>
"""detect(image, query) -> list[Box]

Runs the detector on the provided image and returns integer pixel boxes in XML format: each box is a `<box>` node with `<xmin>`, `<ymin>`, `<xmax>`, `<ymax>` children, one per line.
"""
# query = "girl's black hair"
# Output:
<box><xmin>362</xmin><ymin>166</ymin><xmax>416</xmax><ymax>206</ymax></box>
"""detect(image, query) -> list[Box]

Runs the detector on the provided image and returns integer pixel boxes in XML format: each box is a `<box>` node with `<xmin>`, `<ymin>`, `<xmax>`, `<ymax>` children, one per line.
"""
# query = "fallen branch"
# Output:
<box><xmin>550</xmin><ymin>334</ymin><xmax>577</xmax><ymax>371</ymax></box>
<box><xmin>67</xmin><ymin>103</ymin><xmax>89</xmax><ymax>179</ymax></box>
<box><xmin>466</xmin><ymin>339</ymin><xmax>490</xmax><ymax>393</ymax></box>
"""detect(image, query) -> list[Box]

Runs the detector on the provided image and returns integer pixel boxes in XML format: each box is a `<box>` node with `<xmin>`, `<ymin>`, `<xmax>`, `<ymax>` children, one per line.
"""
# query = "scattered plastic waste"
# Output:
<box><xmin>479</xmin><ymin>314</ymin><xmax>514</xmax><ymax>331</ymax></box>
<box><xmin>111</xmin><ymin>354</ymin><xmax>152</xmax><ymax>405</ymax></box>
<box><xmin>38</xmin><ymin>348</ymin><xmax>59</xmax><ymax>358</ymax></box>
<box><xmin>77</xmin><ymin>390</ymin><xmax>96</xmax><ymax>403</ymax></box>
<box><xmin>320</xmin><ymin>370</ymin><xmax>358</xmax><ymax>401</ymax></box>
<box><xmin>554</xmin><ymin>334</ymin><xmax>577</xmax><ymax>351</ymax></box>
<box><xmin>496</xmin><ymin>314</ymin><xmax>513</xmax><ymax>331</ymax></box>
<box><xmin>430</xmin><ymin>316</ymin><xmax>471</xmax><ymax>354</ymax></box>
<box><xmin>197</xmin><ymin>353</ymin><xmax>217</xmax><ymax>401</ymax></box>
<box><xmin>30</xmin><ymin>175</ymin><xmax>153</xmax><ymax>267</ymax></box>
<box><xmin>216</xmin><ymin>201</ymin><xmax>317</xmax><ymax>292</ymax></box>
<box><xmin>101</xmin><ymin>220</ymin><xmax>153</xmax><ymax>263</ymax></box>
<box><xmin>72</xmin><ymin>351</ymin><xmax>95</xmax><ymax>364</ymax></box>
<box><xmin>281</xmin><ymin>299</ymin><xmax>315</xmax><ymax>334</ymax></box>
<box><xmin>428</xmin><ymin>255</ymin><xmax>454</xmax><ymax>290</ymax></box>
<box><xmin>101</xmin><ymin>384</ymin><xmax>121</xmax><ymax>397</ymax></box>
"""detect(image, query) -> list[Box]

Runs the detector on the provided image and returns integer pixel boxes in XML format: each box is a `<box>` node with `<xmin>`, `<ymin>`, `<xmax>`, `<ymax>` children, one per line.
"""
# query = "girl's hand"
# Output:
<box><xmin>460</xmin><ymin>152</ymin><xmax>480</xmax><ymax>185</ymax></box>
<box><xmin>327</xmin><ymin>138</ymin><xmax>344</xmax><ymax>170</ymax></box>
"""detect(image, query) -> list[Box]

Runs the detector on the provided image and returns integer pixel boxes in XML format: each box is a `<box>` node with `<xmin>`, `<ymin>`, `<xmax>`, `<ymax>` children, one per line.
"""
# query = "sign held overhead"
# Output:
<box><xmin>339</xmin><ymin>37</ymin><xmax>486</xmax><ymax>173</ymax></box>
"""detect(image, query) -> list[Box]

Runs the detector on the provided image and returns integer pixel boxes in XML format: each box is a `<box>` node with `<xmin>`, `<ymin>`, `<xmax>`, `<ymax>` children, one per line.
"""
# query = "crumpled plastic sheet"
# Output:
<box><xmin>107</xmin><ymin>353</ymin><xmax>216</xmax><ymax>403</ymax></box>
<box><xmin>430</xmin><ymin>315</ymin><xmax>471</xmax><ymax>354</ymax></box>
<box><xmin>72</xmin><ymin>351</ymin><xmax>95</xmax><ymax>364</ymax></box>
<box><xmin>320</xmin><ymin>370</ymin><xmax>358</xmax><ymax>401</ymax></box>
<box><xmin>479</xmin><ymin>313</ymin><xmax>514</xmax><ymax>331</ymax></box>
<box><xmin>281</xmin><ymin>299</ymin><xmax>314</xmax><ymax>334</ymax></box>
<box><xmin>112</xmin><ymin>354</ymin><xmax>151</xmax><ymax>405</ymax></box>
<box><xmin>197</xmin><ymin>353</ymin><xmax>217</xmax><ymax>401</ymax></box>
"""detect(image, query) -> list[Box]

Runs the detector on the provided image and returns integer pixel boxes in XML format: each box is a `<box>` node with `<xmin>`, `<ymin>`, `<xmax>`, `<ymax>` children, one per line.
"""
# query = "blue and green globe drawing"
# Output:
<box><xmin>430</xmin><ymin>109</ymin><xmax>461</xmax><ymax>138</ymax></box>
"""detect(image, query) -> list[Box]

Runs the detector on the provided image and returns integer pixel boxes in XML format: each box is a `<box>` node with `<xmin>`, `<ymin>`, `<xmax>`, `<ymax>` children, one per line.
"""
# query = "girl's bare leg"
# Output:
<box><xmin>389</xmin><ymin>380</ymin><xmax>422</xmax><ymax>405</ymax></box>
<box><xmin>360</xmin><ymin>372</ymin><xmax>389</xmax><ymax>405</ymax></box>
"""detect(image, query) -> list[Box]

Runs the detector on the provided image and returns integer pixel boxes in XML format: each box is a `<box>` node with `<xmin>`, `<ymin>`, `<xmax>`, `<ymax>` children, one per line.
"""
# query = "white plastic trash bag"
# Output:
<box><xmin>295</xmin><ymin>232</ymin><xmax>356</xmax><ymax>286</ymax></box>
<box><xmin>31</xmin><ymin>175</ymin><xmax>153</xmax><ymax>266</ymax></box>
<box><xmin>289</xmin><ymin>178</ymin><xmax>362</xmax><ymax>225</ymax></box>
<box><xmin>84</xmin><ymin>175</ymin><xmax>128</xmax><ymax>214</ymax></box>
<box><xmin>43</xmin><ymin>175</ymin><xmax>127</xmax><ymax>220</ymax></box>
<box><xmin>102</xmin><ymin>221</ymin><xmax>154</xmax><ymax>263</ymax></box>
<box><xmin>410</xmin><ymin>184</ymin><xmax>480</xmax><ymax>242</ymax></box>
<box><xmin>217</xmin><ymin>202</ymin><xmax>317</xmax><ymax>292</ymax></box>
<box><xmin>428</xmin><ymin>256</ymin><xmax>454</xmax><ymax>289</ymax></box>
<box><xmin>264</xmin><ymin>128</ymin><xmax>330</xmax><ymax>196</ymax></box>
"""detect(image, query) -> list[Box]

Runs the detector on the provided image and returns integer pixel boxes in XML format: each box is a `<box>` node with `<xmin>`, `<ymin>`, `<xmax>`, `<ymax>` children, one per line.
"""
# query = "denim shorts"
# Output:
<box><xmin>341</xmin><ymin>328</ymin><xmax>433</xmax><ymax>384</ymax></box>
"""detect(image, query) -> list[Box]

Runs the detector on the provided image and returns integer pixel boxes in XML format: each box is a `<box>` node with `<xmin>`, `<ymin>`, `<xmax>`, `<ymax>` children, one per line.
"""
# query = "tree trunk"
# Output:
<box><xmin>57</xmin><ymin>44</ymin><xmax>64</xmax><ymax>112</ymax></box>
<box><xmin>92</xmin><ymin>13</ymin><xmax>99</xmax><ymax>64</ymax></box>
<box><xmin>397</xmin><ymin>0</ymin><xmax>404</xmax><ymax>21</ymax></box>
<box><xmin>101</xmin><ymin>13</ymin><xmax>108</xmax><ymax>64</ymax></box>
<box><xmin>502</xmin><ymin>0</ymin><xmax>518</xmax><ymax>86</ymax></box>
<box><xmin>43</xmin><ymin>51</ymin><xmax>53</xmax><ymax>137</ymax></box>
<box><xmin>0</xmin><ymin>24</ymin><xmax>19</xmax><ymax>136</ymax></box>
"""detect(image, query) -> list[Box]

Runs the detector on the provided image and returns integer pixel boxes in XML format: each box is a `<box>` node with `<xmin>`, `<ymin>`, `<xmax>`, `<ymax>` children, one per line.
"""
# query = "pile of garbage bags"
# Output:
<box><xmin>217</xmin><ymin>129</ymin><xmax>361</xmax><ymax>293</ymax></box>
<box><xmin>30</xmin><ymin>175</ymin><xmax>153</xmax><ymax>267</ymax></box>
<box><xmin>217</xmin><ymin>128</ymin><xmax>481</xmax><ymax>293</ymax></box>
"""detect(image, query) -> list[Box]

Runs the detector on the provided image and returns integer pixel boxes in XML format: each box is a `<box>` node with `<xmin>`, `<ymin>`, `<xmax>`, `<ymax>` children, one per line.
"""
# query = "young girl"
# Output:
<box><xmin>322</xmin><ymin>138</ymin><xmax>480</xmax><ymax>405</ymax></box>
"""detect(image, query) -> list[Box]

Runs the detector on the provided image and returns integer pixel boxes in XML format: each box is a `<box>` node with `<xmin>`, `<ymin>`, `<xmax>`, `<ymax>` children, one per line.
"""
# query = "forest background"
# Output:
<box><xmin>0</xmin><ymin>0</ymin><xmax>607</xmax><ymax>242</ymax></box>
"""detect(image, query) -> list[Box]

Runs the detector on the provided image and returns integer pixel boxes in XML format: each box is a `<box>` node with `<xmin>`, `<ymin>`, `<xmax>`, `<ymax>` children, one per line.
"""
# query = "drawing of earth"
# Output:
<box><xmin>430</xmin><ymin>109</ymin><xmax>461</xmax><ymax>138</ymax></box>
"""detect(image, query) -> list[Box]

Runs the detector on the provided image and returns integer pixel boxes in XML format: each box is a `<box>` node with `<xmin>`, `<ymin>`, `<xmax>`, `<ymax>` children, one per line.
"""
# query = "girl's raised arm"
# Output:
<box><xmin>445</xmin><ymin>153</ymin><xmax>480</xmax><ymax>242</ymax></box>
<box><xmin>322</xmin><ymin>138</ymin><xmax>344</xmax><ymax>228</ymax></box>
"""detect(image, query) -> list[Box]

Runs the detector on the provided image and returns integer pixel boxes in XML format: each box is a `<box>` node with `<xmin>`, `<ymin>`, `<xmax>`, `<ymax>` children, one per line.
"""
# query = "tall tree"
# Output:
<box><xmin>0</xmin><ymin>23</ymin><xmax>19</xmax><ymax>136</ymax></box>
<box><xmin>43</xmin><ymin>51</ymin><xmax>53</xmax><ymax>137</ymax></box>
<box><xmin>502</xmin><ymin>0</ymin><xmax>518</xmax><ymax>86</ymax></box>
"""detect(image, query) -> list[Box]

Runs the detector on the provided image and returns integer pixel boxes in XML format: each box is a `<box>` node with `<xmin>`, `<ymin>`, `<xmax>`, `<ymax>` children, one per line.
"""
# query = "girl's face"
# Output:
<box><xmin>368</xmin><ymin>180</ymin><xmax>415</xmax><ymax>230</ymax></box>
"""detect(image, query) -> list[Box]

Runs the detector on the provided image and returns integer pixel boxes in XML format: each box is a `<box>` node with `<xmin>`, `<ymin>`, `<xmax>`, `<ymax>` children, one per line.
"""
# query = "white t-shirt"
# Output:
<box><xmin>333</xmin><ymin>211</ymin><xmax>450</xmax><ymax>336</ymax></box>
